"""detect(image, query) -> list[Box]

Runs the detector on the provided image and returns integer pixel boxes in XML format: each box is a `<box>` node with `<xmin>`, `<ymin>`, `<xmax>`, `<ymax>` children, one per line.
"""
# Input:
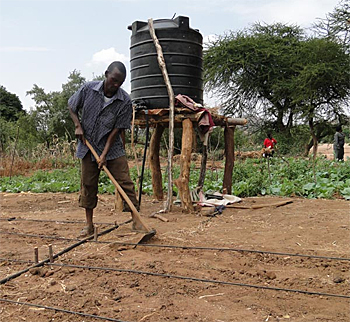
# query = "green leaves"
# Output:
<box><xmin>0</xmin><ymin>158</ymin><xmax>349</xmax><ymax>200</ymax></box>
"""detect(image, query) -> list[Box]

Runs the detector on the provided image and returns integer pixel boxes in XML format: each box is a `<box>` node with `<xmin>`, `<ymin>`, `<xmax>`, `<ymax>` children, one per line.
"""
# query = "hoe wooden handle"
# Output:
<box><xmin>85</xmin><ymin>140</ymin><xmax>151</xmax><ymax>232</ymax></box>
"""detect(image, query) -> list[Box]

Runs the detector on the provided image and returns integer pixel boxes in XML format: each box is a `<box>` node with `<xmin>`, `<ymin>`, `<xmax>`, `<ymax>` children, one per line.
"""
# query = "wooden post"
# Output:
<box><xmin>48</xmin><ymin>244</ymin><xmax>54</xmax><ymax>263</ymax></box>
<box><xmin>94</xmin><ymin>226</ymin><xmax>98</xmax><ymax>241</ymax></box>
<box><xmin>148</xmin><ymin>18</ymin><xmax>175</xmax><ymax>212</ymax></box>
<box><xmin>149</xmin><ymin>124</ymin><xmax>164</xmax><ymax>200</ymax></box>
<box><xmin>34</xmin><ymin>247</ymin><xmax>38</xmax><ymax>263</ymax></box>
<box><xmin>198</xmin><ymin>144</ymin><xmax>208</xmax><ymax>190</ymax></box>
<box><xmin>174</xmin><ymin>118</ymin><xmax>194</xmax><ymax>212</ymax></box>
<box><xmin>223</xmin><ymin>125</ymin><xmax>235</xmax><ymax>194</ymax></box>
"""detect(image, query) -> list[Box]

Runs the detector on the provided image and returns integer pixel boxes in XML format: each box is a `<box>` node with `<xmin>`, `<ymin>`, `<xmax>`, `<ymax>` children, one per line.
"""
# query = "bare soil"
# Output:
<box><xmin>0</xmin><ymin>192</ymin><xmax>349</xmax><ymax>322</ymax></box>
<box><xmin>317</xmin><ymin>143</ymin><xmax>350</xmax><ymax>160</ymax></box>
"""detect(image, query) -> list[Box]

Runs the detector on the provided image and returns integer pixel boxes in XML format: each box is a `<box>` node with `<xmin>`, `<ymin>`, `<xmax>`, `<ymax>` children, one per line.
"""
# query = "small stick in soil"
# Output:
<box><xmin>94</xmin><ymin>226</ymin><xmax>99</xmax><ymax>241</ymax></box>
<box><xmin>48</xmin><ymin>244</ymin><xmax>54</xmax><ymax>263</ymax></box>
<box><xmin>34</xmin><ymin>247</ymin><xmax>38</xmax><ymax>263</ymax></box>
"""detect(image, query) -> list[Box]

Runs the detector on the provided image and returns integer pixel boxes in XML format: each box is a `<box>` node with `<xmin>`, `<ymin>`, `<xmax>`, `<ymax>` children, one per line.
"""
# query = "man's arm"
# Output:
<box><xmin>68</xmin><ymin>106</ymin><xmax>85</xmax><ymax>144</ymax></box>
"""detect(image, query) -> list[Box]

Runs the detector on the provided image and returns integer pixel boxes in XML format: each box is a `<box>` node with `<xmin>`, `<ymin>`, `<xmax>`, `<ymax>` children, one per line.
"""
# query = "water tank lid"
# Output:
<box><xmin>127</xmin><ymin>16</ymin><xmax>194</xmax><ymax>34</ymax></box>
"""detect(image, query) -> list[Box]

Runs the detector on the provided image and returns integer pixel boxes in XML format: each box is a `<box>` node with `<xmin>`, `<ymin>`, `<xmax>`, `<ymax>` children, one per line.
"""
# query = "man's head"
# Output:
<box><xmin>104</xmin><ymin>61</ymin><xmax>127</xmax><ymax>97</ymax></box>
<box><xmin>336</xmin><ymin>125</ymin><xmax>342</xmax><ymax>132</ymax></box>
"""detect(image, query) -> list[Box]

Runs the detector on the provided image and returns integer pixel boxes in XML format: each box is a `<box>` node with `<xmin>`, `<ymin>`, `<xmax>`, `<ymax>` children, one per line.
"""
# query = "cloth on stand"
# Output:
<box><xmin>175</xmin><ymin>94</ymin><xmax>215</xmax><ymax>140</ymax></box>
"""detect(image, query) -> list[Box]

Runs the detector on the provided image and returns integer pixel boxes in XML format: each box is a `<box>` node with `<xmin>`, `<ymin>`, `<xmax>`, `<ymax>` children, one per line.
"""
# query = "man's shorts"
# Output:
<box><xmin>79</xmin><ymin>152</ymin><xmax>139</xmax><ymax>211</ymax></box>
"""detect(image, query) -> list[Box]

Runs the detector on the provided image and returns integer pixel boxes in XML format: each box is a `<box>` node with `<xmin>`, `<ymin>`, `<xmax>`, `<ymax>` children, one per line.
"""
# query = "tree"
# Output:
<box><xmin>204</xmin><ymin>23</ymin><xmax>304</xmax><ymax>132</ymax></box>
<box><xmin>292</xmin><ymin>37</ymin><xmax>350</xmax><ymax>156</ymax></box>
<box><xmin>26</xmin><ymin>70</ymin><xmax>86</xmax><ymax>146</ymax></box>
<box><xmin>313</xmin><ymin>0</ymin><xmax>350</xmax><ymax>49</ymax></box>
<box><xmin>0</xmin><ymin>86</ymin><xmax>25</xmax><ymax>121</ymax></box>
<box><xmin>203</xmin><ymin>22</ymin><xmax>350</xmax><ymax>154</ymax></box>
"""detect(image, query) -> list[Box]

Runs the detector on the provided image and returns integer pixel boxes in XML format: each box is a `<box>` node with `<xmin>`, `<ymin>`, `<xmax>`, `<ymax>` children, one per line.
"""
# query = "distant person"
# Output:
<box><xmin>334</xmin><ymin>125</ymin><xmax>345</xmax><ymax>161</ymax></box>
<box><xmin>68</xmin><ymin>61</ymin><xmax>139</xmax><ymax>237</ymax></box>
<box><xmin>263</xmin><ymin>133</ymin><xmax>277</xmax><ymax>157</ymax></box>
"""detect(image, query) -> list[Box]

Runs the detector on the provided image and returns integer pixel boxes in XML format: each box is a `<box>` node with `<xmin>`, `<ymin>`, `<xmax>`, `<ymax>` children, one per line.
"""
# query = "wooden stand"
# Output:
<box><xmin>134</xmin><ymin>108</ymin><xmax>246</xmax><ymax>212</ymax></box>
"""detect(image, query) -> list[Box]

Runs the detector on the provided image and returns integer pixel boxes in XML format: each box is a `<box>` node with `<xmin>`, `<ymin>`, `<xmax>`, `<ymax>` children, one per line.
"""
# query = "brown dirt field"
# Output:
<box><xmin>0</xmin><ymin>192</ymin><xmax>349</xmax><ymax>322</ymax></box>
<box><xmin>317</xmin><ymin>143</ymin><xmax>350</xmax><ymax>161</ymax></box>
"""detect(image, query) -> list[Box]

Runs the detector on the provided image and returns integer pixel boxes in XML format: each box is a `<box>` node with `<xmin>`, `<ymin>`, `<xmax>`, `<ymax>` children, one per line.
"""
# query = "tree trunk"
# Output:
<box><xmin>149</xmin><ymin>124</ymin><xmax>164</xmax><ymax>201</ymax></box>
<box><xmin>174</xmin><ymin>118</ymin><xmax>194</xmax><ymax>212</ymax></box>
<box><xmin>308</xmin><ymin>118</ymin><xmax>318</xmax><ymax>159</ymax></box>
<box><xmin>223</xmin><ymin>125</ymin><xmax>235</xmax><ymax>194</ymax></box>
<box><xmin>304</xmin><ymin>138</ymin><xmax>314</xmax><ymax>157</ymax></box>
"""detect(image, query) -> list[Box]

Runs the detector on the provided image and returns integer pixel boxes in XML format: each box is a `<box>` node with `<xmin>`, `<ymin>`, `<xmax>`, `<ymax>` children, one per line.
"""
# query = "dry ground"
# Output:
<box><xmin>317</xmin><ymin>143</ymin><xmax>350</xmax><ymax>160</ymax></box>
<box><xmin>0</xmin><ymin>192</ymin><xmax>349</xmax><ymax>322</ymax></box>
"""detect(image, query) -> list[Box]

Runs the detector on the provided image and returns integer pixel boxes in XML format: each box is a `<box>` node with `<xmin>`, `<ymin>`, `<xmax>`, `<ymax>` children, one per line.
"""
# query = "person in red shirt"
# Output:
<box><xmin>263</xmin><ymin>133</ymin><xmax>277</xmax><ymax>157</ymax></box>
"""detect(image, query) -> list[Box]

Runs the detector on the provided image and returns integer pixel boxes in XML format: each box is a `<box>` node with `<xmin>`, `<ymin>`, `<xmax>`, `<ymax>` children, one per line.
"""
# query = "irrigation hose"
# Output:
<box><xmin>0</xmin><ymin>216</ymin><xmax>117</xmax><ymax>225</ymax></box>
<box><xmin>0</xmin><ymin>224</ymin><xmax>119</xmax><ymax>284</ymax></box>
<box><xmin>0</xmin><ymin>298</ymin><xmax>130</xmax><ymax>322</ymax></box>
<box><xmin>1</xmin><ymin>230</ymin><xmax>349</xmax><ymax>262</ymax></box>
<box><xmin>3</xmin><ymin>260</ymin><xmax>349</xmax><ymax>300</ymax></box>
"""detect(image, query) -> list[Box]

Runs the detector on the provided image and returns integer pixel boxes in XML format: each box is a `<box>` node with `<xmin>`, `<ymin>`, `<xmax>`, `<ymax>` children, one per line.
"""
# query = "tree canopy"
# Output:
<box><xmin>313</xmin><ymin>0</ymin><xmax>350</xmax><ymax>49</ymax></box>
<box><xmin>26</xmin><ymin>70</ymin><xmax>86</xmax><ymax>145</ymax></box>
<box><xmin>203</xmin><ymin>21</ymin><xmax>350</xmax><ymax>153</ymax></box>
<box><xmin>0</xmin><ymin>86</ymin><xmax>25</xmax><ymax>121</ymax></box>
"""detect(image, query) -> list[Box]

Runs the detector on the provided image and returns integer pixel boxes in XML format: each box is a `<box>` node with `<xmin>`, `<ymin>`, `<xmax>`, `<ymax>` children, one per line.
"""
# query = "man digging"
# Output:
<box><xmin>68</xmin><ymin>61</ymin><xmax>140</xmax><ymax>237</ymax></box>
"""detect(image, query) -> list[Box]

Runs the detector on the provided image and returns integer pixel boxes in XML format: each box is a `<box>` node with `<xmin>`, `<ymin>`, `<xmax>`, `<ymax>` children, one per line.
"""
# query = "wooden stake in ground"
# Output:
<box><xmin>148</xmin><ymin>18</ymin><xmax>175</xmax><ymax>212</ymax></box>
<box><xmin>34</xmin><ymin>247</ymin><xmax>38</xmax><ymax>263</ymax></box>
<box><xmin>48</xmin><ymin>244</ymin><xmax>53</xmax><ymax>263</ymax></box>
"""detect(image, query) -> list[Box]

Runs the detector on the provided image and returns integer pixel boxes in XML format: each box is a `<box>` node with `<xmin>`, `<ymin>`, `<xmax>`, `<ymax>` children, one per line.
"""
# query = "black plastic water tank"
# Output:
<box><xmin>128</xmin><ymin>16</ymin><xmax>203</xmax><ymax>108</ymax></box>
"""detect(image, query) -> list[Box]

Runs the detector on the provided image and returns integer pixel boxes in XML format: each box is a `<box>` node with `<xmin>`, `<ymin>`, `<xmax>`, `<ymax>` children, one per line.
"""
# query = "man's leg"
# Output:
<box><xmin>334</xmin><ymin>148</ymin><xmax>340</xmax><ymax>161</ymax></box>
<box><xmin>107</xmin><ymin>156</ymin><xmax>139</xmax><ymax>212</ymax></box>
<box><xmin>79</xmin><ymin>152</ymin><xmax>100</xmax><ymax>235</ymax></box>
<box><xmin>85</xmin><ymin>208</ymin><xmax>94</xmax><ymax>233</ymax></box>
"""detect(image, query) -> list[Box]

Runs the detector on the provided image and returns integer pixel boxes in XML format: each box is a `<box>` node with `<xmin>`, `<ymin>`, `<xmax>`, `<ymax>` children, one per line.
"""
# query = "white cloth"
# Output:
<box><xmin>198</xmin><ymin>191</ymin><xmax>241</xmax><ymax>207</ymax></box>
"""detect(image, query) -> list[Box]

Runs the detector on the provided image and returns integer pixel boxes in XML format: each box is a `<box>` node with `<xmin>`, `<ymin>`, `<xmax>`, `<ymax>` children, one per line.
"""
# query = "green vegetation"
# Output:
<box><xmin>1</xmin><ymin>158</ymin><xmax>349</xmax><ymax>200</ymax></box>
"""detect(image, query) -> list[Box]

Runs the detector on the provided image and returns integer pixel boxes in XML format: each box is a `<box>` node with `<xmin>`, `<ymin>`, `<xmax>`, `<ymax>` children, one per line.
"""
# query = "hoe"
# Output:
<box><xmin>86</xmin><ymin>140</ymin><xmax>156</xmax><ymax>244</ymax></box>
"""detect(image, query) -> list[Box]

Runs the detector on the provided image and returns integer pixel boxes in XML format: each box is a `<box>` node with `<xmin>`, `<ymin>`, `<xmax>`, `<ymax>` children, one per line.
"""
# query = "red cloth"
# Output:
<box><xmin>264</xmin><ymin>137</ymin><xmax>277</xmax><ymax>149</ymax></box>
<box><xmin>175</xmin><ymin>94</ymin><xmax>214</xmax><ymax>134</ymax></box>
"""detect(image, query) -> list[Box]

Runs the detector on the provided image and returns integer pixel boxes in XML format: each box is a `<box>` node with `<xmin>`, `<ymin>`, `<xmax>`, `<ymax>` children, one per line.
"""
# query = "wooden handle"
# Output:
<box><xmin>85</xmin><ymin>140</ymin><xmax>150</xmax><ymax>231</ymax></box>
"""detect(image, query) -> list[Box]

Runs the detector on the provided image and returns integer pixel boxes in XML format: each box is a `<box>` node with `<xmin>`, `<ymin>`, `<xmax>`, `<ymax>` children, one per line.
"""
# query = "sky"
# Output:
<box><xmin>0</xmin><ymin>0</ymin><xmax>341</xmax><ymax>111</ymax></box>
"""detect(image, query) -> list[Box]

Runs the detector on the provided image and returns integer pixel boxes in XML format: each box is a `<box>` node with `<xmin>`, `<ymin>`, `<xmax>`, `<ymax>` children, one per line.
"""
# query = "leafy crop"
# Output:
<box><xmin>1</xmin><ymin>158</ymin><xmax>349</xmax><ymax>200</ymax></box>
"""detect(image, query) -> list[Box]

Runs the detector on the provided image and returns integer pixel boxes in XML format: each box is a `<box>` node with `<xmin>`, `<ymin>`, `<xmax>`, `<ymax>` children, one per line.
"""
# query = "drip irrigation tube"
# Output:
<box><xmin>0</xmin><ymin>225</ymin><xmax>119</xmax><ymax>284</ymax></box>
<box><xmin>2</xmin><ymin>259</ymin><xmax>349</xmax><ymax>299</ymax></box>
<box><xmin>10</xmin><ymin>261</ymin><xmax>350</xmax><ymax>299</ymax></box>
<box><xmin>0</xmin><ymin>217</ymin><xmax>116</xmax><ymax>225</ymax></box>
<box><xmin>0</xmin><ymin>298</ymin><xmax>130</xmax><ymax>322</ymax></box>
<box><xmin>1</xmin><ymin>230</ymin><xmax>349</xmax><ymax>262</ymax></box>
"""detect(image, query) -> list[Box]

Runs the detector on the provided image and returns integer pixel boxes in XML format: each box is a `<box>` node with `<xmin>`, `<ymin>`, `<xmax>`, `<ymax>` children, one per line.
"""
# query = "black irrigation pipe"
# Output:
<box><xmin>2</xmin><ymin>258</ymin><xmax>350</xmax><ymax>299</ymax></box>
<box><xmin>1</xmin><ymin>230</ymin><xmax>350</xmax><ymax>262</ymax></box>
<box><xmin>21</xmin><ymin>261</ymin><xmax>350</xmax><ymax>299</ymax></box>
<box><xmin>0</xmin><ymin>216</ymin><xmax>117</xmax><ymax>226</ymax></box>
<box><xmin>0</xmin><ymin>298</ymin><xmax>130</xmax><ymax>322</ymax></box>
<box><xmin>0</xmin><ymin>225</ymin><xmax>120</xmax><ymax>285</ymax></box>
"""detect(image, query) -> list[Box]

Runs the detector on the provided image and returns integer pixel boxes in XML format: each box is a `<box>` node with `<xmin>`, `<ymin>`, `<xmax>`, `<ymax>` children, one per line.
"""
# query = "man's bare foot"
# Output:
<box><xmin>79</xmin><ymin>225</ymin><xmax>94</xmax><ymax>237</ymax></box>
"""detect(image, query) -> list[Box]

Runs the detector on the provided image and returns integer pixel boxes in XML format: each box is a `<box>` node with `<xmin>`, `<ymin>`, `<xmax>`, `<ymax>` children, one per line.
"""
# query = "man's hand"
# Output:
<box><xmin>75</xmin><ymin>125</ymin><xmax>86</xmax><ymax>145</ymax></box>
<box><xmin>98</xmin><ymin>153</ymin><xmax>107</xmax><ymax>169</ymax></box>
